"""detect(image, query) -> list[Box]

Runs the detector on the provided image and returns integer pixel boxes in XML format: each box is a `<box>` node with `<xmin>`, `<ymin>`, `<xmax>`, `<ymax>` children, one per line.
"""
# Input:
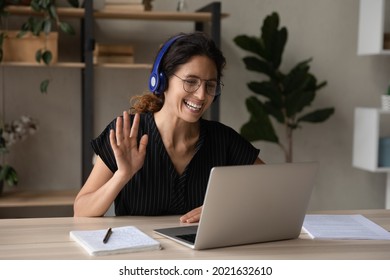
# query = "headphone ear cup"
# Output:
<box><xmin>149</xmin><ymin>35</ymin><xmax>184</xmax><ymax>95</ymax></box>
<box><xmin>149</xmin><ymin>72</ymin><xmax>159</xmax><ymax>94</ymax></box>
<box><xmin>155</xmin><ymin>72</ymin><xmax>167</xmax><ymax>95</ymax></box>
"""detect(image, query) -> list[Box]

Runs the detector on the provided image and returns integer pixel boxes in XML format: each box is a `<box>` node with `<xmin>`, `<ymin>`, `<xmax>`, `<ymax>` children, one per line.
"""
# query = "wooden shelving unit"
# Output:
<box><xmin>2</xmin><ymin>1</ymin><xmax>226</xmax><ymax>184</ymax></box>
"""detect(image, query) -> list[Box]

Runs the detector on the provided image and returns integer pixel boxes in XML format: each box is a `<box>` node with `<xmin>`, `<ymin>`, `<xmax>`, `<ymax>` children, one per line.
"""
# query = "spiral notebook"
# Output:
<box><xmin>70</xmin><ymin>226</ymin><xmax>161</xmax><ymax>256</ymax></box>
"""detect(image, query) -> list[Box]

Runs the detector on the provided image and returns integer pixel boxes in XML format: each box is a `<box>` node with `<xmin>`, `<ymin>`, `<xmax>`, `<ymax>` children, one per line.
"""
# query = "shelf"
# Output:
<box><xmin>0</xmin><ymin>62</ymin><xmax>85</xmax><ymax>68</ymax></box>
<box><xmin>4</xmin><ymin>6</ymin><xmax>228</xmax><ymax>22</ymax></box>
<box><xmin>4</xmin><ymin>6</ymin><xmax>85</xmax><ymax>18</ymax></box>
<box><xmin>353</xmin><ymin>107</ymin><xmax>390</xmax><ymax>172</ymax></box>
<box><xmin>0</xmin><ymin>62</ymin><xmax>153</xmax><ymax>69</ymax></box>
<box><xmin>357</xmin><ymin>0</ymin><xmax>390</xmax><ymax>55</ymax></box>
<box><xmin>93</xmin><ymin>63</ymin><xmax>152</xmax><ymax>69</ymax></box>
<box><xmin>94</xmin><ymin>10</ymin><xmax>228</xmax><ymax>22</ymax></box>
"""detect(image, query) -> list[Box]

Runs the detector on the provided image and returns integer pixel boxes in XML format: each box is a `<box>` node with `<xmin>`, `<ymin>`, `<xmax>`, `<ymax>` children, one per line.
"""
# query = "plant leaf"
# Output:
<box><xmin>0</xmin><ymin>165</ymin><xmax>18</xmax><ymax>186</ymax></box>
<box><xmin>32</xmin><ymin>18</ymin><xmax>45</xmax><ymax>35</ymax></box>
<box><xmin>35</xmin><ymin>49</ymin><xmax>43</xmax><ymax>63</ymax></box>
<box><xmin>261</xmin><ymin>12</ymin><xmax>288</xmax><ymax>69</ymax></box>
<box><xmin>242</xmin><ymin>56</ymin><xmax>275</xmax><ymax>79</ymax></box>
<box><xmin>264</xmin><ymin>100</ymin><xmax>284</xmax><ymax>123</ymax></box>
<box><xmin>59</xmin><ymin>22</ymin><xmax>75</xmax><ymax>35</ymax></box>
<box><xmin>297</xmin><ymin>108</ymin><xmax>335</xmax><ymax>123</ymax></box>
<box><xmin>283</xmin><ymin>58</ymin><xmax>312</xmax><ymax>95</ymax></box>
<box><xmin>40</xmin><ymin>79</ymin><xmax>50</xmax><ymax>94</ymax></box>
<box><xmin>30</xmin><ymin>0</ymin><xmax>41</xmax><ymax>12</ymax></box>
<box><xmin>240</xmin><ymin>96</ymin><xmax>279</xmax><ymax>143</ymax></box>
<box><xmin>48</xmin><ymin>3</ymin><xmax>59</xmax><ymax>21</ymax></box>
<box><xmin>285</xmin><ymin>88</ymin><xmax>316</xmax><ymax>117</ymax></box>
<box><xmin>42</xmin><ymin>50</ymin><xmax>52</xmax><ymax>65</ymax></box>
<box><xmin>233</xmin><ymin>35</ymin><xmax>263</xmax><ymax>57</ymax></box>
<box><xmin>247</xmin><ymin>81</ymin><xmax>283</xmax><ymax>106</ymax></box>
<box><xmin>43</xmin><ymin>19</ymin><xmax>52</xmax><ymax>34</ymax></box>
<box><xmin>67</xmin><ymin>0</ymin><xmax>80</xmax><ymax>8</ymax></box>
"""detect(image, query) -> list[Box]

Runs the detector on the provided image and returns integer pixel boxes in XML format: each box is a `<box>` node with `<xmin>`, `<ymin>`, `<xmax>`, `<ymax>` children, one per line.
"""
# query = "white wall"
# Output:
<box><xmin>1</xmin><ymin>0</ymin><xmax>389</xmax><ymax>210</ymax></box>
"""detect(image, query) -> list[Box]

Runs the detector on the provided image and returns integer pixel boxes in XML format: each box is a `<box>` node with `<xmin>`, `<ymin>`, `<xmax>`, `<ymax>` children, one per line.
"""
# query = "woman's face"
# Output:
<box><xmin>163</xmin><ymin>55</ymin><xmax>218</xmax><ymax>123</ymax></box>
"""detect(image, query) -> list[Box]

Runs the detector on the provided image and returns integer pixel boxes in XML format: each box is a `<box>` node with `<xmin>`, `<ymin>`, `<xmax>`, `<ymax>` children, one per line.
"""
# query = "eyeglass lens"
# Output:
<box><xmin>174</xmin><ymin>74</ymin><xmax>222</xmax><ymax>96</ymax></box>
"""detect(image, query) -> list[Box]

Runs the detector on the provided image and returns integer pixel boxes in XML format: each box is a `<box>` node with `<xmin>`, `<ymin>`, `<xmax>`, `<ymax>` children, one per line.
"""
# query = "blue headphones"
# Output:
<box><xmin>149</xmin><ymin>35</ymin><xmax>184</xmax><ymax>95</ymax></box>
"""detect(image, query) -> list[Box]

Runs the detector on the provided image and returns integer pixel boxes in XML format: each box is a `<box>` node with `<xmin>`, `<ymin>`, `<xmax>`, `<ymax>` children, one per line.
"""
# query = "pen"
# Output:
<box><xmin>103</xmin><ymin>227</ymin><xmax>112</xmax><ymax>244</ymax></box>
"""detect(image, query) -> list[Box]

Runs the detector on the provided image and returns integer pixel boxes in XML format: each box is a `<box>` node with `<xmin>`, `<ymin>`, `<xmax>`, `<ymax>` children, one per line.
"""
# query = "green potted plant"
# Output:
<box><xmin>0</xmin><ymin>115</ymin><xmax>39</xmax><ymax>196</ymax></box>
<box><xmin>382</xmin><ymin>84</ymin><xmax>390</xmax><ymax>110</ymax></box>
<box><xmin>0</xmin><ymin>0</ymin><xmax>79</xmax><ymax>93</ymax></box>
<box><xmin>233</xmin><ymin>12</ymin><xmax>335</xmax><ymax>162</ymax></box>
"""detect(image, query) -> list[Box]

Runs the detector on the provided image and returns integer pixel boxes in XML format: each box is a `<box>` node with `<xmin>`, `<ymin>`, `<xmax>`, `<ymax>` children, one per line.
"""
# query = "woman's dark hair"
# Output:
<box><xmin>162</xmin><ymin>32</ymin><xmax>226</xmax><ymax>84</ymax></box>
<box><xmin>131</xmin><ymin>32</ymin><xmax>226</xmax><ymax>113</ymax></box>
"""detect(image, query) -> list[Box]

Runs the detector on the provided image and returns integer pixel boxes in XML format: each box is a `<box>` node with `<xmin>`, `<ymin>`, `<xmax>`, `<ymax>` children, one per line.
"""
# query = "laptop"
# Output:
<box><xmin>154</xmin><ymin>162</ymin><xmax>318</xmax><ymax>250</ymax></box>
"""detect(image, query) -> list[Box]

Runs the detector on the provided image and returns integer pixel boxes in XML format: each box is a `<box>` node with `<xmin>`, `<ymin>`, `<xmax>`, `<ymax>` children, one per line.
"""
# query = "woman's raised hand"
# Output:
<box><xmin>109</xmin><ymin>112</ymin><xmax>148</xmax><ymax>181</ymax></box>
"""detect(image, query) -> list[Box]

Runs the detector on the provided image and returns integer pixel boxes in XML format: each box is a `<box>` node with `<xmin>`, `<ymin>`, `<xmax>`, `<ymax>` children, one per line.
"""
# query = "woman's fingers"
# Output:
<box><xmin>130</xmin><ymin>112</ymin><xmax>140</xmax><ymax>139</ymax></box>
<box><xmin>180</xmin><ymin>206</ymin><xmax>202</xmax><ymax>223</ymax></box>
<box><xmin>115</xmin><ymin>115</ymin><xmax>123</xmax><ymax>146</ymax></box>
<box><xmin>123</xmin><ymin>110</ymin><xmax>131</xmax><ymax>138</ymax></box>
<box><xmin>138</xmin><ymin>134</ymin><xmax>149</xmax><ymax>155</ymax></box>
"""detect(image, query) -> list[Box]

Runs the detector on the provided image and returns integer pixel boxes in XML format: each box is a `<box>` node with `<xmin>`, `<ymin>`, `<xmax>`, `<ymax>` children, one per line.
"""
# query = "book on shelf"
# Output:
<box><xmin>93</xmin><ymin>43</ymin><xmax>135</xmax><ymax>64</ymax></box>
<box><xmin>103</xmin><ymin>3</ymin><xmax>145</xmax><ymax>12</ymax></box>
<box><xmin>70</xmin><ymin>226</ymin><xmax>161</xmax><ymax>256</ymax></box>
<box><xmin>94</xmin><ymin>55</ymin><xmax>134</xmax><ymax>64</ymax></box>
<box><xmin>103</xmin><ymin>0</ymin><xmax>145</xmax><ymax>12</ymax></box>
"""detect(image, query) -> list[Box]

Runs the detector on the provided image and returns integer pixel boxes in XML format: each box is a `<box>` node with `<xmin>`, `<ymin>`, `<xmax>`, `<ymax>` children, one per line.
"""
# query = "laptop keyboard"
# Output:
<box><xmin>176</xmin><ymin>233</ymin><xmax>197</xmax><ymax>244</ymax></box>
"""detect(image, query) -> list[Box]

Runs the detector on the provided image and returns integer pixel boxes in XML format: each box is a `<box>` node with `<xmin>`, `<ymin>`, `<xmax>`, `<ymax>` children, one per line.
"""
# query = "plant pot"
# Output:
<box><xmin>2</xmin><ymin>31</ymin><xmax>58</xmax><ymax>64</ymax></box>
<box><xmin>382</xmin><ymin>95</ymin><xmax>390</xmax><ymax>111</ymax></box>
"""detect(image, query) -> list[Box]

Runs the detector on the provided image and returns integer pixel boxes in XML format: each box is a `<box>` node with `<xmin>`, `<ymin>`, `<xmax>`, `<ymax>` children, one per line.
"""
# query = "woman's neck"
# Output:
<box><xmin>154</xmin><ymin>110</ymin><xmax>200</xmax><ymax>148</ymax></box>
<box><xmin>154</xmin><ymin>110</ymin><xmax>200</xmax><ymax>175</ymax></box>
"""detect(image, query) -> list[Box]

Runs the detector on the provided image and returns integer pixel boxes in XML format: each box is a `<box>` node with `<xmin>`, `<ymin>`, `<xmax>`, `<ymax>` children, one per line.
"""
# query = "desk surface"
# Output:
<box><xmin>1</xmin><ymin>209</ymin><xmax>390</xmax><ymax>260</ymax></box>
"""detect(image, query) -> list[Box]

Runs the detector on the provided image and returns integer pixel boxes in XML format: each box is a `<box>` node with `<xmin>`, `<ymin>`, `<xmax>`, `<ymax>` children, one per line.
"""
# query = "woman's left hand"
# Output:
<box><xmin>180</xmin><ymin>206</ymin><xmax>202</xmax><ymax>223</ymax></box>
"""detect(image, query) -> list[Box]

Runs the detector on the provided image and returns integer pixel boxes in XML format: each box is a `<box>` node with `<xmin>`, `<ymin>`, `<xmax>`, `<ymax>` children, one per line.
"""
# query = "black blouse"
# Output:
<box><xmin>91</xmin><ymin>112</ymin><xmax>260</xmax><ymax>216</ymax></box>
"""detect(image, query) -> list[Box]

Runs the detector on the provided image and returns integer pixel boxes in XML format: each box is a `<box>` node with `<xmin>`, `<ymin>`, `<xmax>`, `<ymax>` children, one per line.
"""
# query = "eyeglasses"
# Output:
<box><xmin>172</xmin><ymin>74</ymin><xmax>223</xmax><ymax>97</ymax></box>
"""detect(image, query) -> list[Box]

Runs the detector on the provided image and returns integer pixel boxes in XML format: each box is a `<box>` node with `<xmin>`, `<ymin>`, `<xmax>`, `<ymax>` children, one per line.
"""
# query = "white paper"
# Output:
<box><xmin>302</xmin><ymin>214</ymin><xmax>390</xmax><ymax>240</ymax></box>
<box><xmin>70</xmin><ymin>226</ymin><xmax>161</xmax><ymax>256</ymax></box>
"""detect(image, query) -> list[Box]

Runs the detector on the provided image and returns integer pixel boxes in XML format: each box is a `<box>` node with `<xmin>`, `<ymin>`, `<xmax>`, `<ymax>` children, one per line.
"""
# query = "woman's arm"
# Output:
<box><xmin>73</xmin><ymin>157</ymin><xmax>129</xmax><ymax>216</ymax></box>
<box><xmin>73</xmin><ymin>112</ymin><xmax>148</xmax><ymax>217</ymax></box>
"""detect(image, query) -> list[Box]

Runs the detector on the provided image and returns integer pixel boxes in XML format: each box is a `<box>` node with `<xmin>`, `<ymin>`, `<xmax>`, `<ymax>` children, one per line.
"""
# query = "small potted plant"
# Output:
<box><xmin>382</xmin><ymin>84</ymin><xmax>390</xmax><ymax>110</ymax></box>
<box><xmin>0</xmin><ymin>115</ymin><xmax>39</xmax><ymax>196</ymax></box>
<box><xmin>0</xmin><ymin>0</ymin><xmax>79</xmax><ymax>93</ymax></box>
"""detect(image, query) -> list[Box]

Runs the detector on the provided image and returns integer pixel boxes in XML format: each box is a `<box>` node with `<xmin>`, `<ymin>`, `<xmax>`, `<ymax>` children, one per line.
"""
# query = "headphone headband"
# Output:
<box><xmin>149</xmin><ymin>35</ymin><xmax>184</xmax><ymax>95</ymax></box>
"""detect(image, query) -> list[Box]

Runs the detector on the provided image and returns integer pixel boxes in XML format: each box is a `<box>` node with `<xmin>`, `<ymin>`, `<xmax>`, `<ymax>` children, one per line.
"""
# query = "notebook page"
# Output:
<box><xmin>70</xmin><ymin>226</ymin><xmax>161</xmax><ymax>256</ymax></box>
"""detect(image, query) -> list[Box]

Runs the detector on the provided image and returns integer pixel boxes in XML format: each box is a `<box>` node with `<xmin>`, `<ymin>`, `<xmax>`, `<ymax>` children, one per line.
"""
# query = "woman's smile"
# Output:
<box><xmin>184</xmin><ymin>99</ymin><xmax>203</xmax><ymax>112</ymax></box>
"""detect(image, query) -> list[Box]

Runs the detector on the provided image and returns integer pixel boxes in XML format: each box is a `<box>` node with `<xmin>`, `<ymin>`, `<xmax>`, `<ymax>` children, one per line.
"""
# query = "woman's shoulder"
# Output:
<box><xmin>201</xmin><ymin>118</ymin><xmax>238</xmax><ymax>134</ymax></box>
<box><xmin>201</xmin><ymin>119</ymin><xmax>239</xmax><ymax>137</ymax></box>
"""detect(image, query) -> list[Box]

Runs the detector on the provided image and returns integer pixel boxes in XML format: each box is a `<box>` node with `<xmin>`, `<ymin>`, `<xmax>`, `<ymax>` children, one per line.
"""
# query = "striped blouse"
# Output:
<box><xmin>91</xmin><ymin>112</ymin><xmax>260</xmax><ymax>216</ymax></box>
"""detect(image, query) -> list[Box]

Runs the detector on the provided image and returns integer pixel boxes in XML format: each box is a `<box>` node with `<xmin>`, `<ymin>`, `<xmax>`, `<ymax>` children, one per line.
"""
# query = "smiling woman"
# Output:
<box><xmin>73</xmin><ymin>32</ymin><xmax>264</xmax><ymax>222</ymax></box>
